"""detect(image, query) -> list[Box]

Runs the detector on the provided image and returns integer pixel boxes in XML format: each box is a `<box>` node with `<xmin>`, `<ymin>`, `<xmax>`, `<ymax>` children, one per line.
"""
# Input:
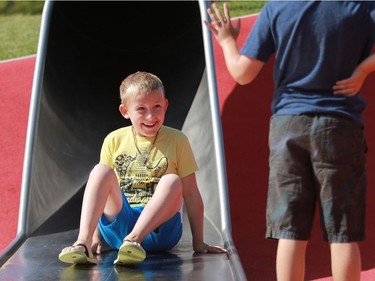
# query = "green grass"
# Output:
<box><xmin>0</xmin><ymin>1</ymin><xmax>44</xmax><ymax>14</ymax></box>
<box><xmin>227</xmin><ymin>1</ymin><xmax>266</xmax><ymax>17</ymax></box>
<box><xmin>0</xmin><ymin>1</ymin><xmax>266</xmax><ymax>61</ymax></box>
<box><xmin>0</xmin><ymin>14</ymin><xmax>41</xmax><ymax>60</ymax></box>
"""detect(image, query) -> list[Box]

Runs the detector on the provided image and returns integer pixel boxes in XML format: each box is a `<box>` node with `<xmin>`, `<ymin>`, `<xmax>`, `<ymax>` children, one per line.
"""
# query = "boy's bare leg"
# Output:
<box><xmin>60</xmin><ymin>164</ymin><xmax>123</xmax><ymax>258</ymax></box>
<box><xmin>124</xmin><ymin>174</ymin><xmax>183</xmax><ymax>243</ymax></box>
<box><xmin>276</xmin><ymin>239</ymin><xmax>307</xmax><ymax>281</ymax></box>
<box><xmin>330</xmin><ymin>242</ymin><xmax>361</xmax><ymax>281</ymax></box>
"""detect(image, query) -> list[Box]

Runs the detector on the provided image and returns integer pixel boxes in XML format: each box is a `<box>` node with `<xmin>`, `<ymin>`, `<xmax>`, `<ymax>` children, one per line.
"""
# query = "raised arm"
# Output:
<box><xmin>204</xmin><ymin>2</ymin><xmax>264</xmax><ymax>85</ymax></box>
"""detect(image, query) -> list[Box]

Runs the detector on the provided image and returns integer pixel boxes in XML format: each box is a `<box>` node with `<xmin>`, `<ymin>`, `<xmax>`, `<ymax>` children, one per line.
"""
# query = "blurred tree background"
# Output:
<box><xmin>0</xmin><ymin>1</ymin><xmax>44</xmax><ymax>15</ymax></box>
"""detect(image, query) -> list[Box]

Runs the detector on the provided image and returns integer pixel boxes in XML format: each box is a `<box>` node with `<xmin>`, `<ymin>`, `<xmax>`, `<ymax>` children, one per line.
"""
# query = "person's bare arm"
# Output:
<box><xmin>333</xmin><ymin>52</ymin><xmax>375</xmax><ymax>96</ymax></box>
<box><xmin>182</xmin><ymin>173</ymin><xmax>227</xmax><ymax>253</ymax></box>
<box><xmin>204</xmin><ymin>2</ymin><xmax>264</xmax><ymax>85</ymax></box>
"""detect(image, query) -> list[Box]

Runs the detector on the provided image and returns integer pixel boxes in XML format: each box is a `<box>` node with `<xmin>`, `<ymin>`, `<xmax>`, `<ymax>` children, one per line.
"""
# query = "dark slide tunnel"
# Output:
<box><xmin>31</xmin><ymin>1</ymin><xmax>207</xmax><ymax>234</ymax></box>
<box><xmin>0</xmin><ymin>1</ymin><xmax>247</xmax><ymax>280</ymax></box>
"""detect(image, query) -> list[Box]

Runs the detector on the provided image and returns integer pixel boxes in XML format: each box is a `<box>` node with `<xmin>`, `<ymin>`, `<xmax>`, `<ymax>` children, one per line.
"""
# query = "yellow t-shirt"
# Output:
<box><xmin>100</xmin><ymin>125</ymin><xmax>198</xmax><ymax>206</ymax></box>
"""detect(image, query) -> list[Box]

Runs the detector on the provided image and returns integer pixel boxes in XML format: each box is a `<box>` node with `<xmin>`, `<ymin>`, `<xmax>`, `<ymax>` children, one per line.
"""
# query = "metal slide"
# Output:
<box><xmin>0</xmin><ymin>1</ymin><xmax>247</xmax><ymax>280</ymax></box>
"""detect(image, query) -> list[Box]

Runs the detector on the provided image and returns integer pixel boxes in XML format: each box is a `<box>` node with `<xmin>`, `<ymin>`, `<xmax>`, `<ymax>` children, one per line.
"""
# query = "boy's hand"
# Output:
<box><xmin>193</xmin><ymin>241</ymin><xmax>228</xmax><ymax>254</ymax></box>
<box><xmin>333</xmin><ymin>68</ymin><xmax>366</xmax><ymax>96</ymax></box>
<box><xmin>204</xmin><ymin>2</ymin><xmax>241</xmax><ymax>45</ymax></box>
<box><xmin>91</xmin><ymin>227</ymin><xmax>102</xmax><ymax>254</ymax></box>
<box><xmin>91</xmin><ymin>240</ymin><xmax>102</xmax><ymax>255</ymax></box>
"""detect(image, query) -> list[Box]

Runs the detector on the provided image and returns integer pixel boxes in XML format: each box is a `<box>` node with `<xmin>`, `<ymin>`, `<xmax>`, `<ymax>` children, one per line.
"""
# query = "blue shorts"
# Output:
<box><xmin>266</xmin><ymin>115</ymin><xmax>367</xmax><ymax>243</ymax></box>
<box><xmin>98</xmin><ymin>192</ymin><xmax>183</xmax><ymax>251</ymax></box>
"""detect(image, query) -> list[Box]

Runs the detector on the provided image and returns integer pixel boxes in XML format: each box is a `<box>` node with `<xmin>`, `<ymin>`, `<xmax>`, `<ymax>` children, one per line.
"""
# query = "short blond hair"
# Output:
<box><xmin>119</xmin><ymin>71</ymin><xmax>165</xmax><ymax>105</ymax></box>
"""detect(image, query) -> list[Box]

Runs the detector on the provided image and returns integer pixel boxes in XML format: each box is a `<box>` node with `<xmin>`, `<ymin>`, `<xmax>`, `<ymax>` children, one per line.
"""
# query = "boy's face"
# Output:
<box><xmin>119</xmin><ymin>90</ymin><xmax>168</xmax><ymax>137</ymax></box>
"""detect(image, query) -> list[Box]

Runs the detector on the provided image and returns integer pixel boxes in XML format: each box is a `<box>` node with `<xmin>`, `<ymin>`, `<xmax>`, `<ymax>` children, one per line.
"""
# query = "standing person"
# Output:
<box><xmin>205</xmin><ymin>2</ymin><xmax>375</xmax><ymax>281</ymax></box>
<box><xmin>59</xmin><ymin>71</ymin><xmax>227</xmax><ymax>266</ymax></box>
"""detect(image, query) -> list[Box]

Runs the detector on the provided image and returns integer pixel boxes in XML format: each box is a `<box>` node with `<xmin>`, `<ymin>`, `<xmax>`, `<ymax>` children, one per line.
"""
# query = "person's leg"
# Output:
<box><xmin>276</xmin><ymin>239</ymin><xmax>308</xmax><ymax>281</ymax></box>
<box><xmin>311</xmin><ymin>116</ymin><xmax>366</xmax><ymax>281</ymax></box>
<box><xmin>124</xmin><ymin>173</ymin><xmax>183</xmax><ymax>243</ymax></box>
<box><xmin>61</xmin><ymin>164</ymin><xmax>123</xmax><ymax>258</ymax></box>
<box><xmin>330</xmin><ymin>242</ymin><xmax>361</xmax><ymax>281</ymax></box>
<box><xmin>267</xmin><ymin>116</ymin><xmax>315</xmax><ymax>281</ymax></box>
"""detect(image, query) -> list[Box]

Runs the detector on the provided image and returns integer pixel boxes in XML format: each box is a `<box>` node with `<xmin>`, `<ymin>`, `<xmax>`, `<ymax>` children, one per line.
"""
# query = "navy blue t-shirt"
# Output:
<box><xmin>241</xmin><ymin>1</ymin><xmax>375</xmax><ymax>125</ymax></box>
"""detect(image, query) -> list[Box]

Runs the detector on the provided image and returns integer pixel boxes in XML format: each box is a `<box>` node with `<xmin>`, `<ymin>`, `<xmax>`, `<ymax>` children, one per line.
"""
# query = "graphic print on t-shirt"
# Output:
<box><xmin>114</xmin><ymin>153</ymin><xmax>168</xmax><ymax>206</ymax></box>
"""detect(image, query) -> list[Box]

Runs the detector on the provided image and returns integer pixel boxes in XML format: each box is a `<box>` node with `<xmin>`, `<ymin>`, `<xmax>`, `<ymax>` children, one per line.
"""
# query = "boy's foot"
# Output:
<box><xmin>114</xmin><ymin>240</ymin><xmax>146</xmax><ymax>266</ymax></box>
<box><xmin>59</xmin><ymin>243</ymin><xmax>97</xmax><ymax>264</ymax></box>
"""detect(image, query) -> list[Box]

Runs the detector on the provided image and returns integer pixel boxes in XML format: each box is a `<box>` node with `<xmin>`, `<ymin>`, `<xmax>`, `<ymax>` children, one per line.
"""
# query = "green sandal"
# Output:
<box><xmin>114</xmin><ymin>240</ymin><xmax>146</xmax><ymax>266</ymax></box>
<box><xmin>59</xmin><ymin>243</ymin><xmax>97</xmax><ymax>264</ymax></box>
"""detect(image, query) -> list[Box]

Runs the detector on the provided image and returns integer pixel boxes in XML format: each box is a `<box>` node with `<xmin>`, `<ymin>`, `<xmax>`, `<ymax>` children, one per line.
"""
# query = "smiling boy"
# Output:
<box><xmin>58</xmin><ymin>71</ymin><xmax>227</xmax><ymax>266</ymax></box>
